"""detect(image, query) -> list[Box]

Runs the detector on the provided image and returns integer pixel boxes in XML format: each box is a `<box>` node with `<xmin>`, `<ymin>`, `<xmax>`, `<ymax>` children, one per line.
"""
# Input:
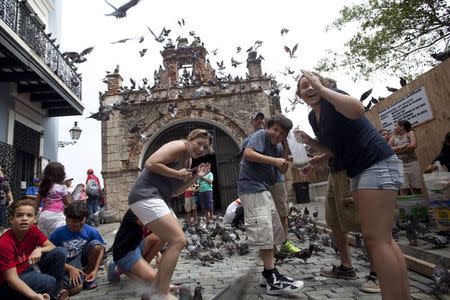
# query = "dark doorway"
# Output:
<box><xmin>13</xmin><ymin>121</ymin><xmax>40</xmax><ymax>197</ymax></box>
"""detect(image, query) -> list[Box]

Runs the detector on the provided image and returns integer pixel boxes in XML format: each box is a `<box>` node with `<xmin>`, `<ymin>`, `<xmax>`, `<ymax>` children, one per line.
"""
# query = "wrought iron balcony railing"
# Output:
<box><xmin>0</xmin><ymin>0</ymin><xmax>81</xmax><ymax>98</ymax></box>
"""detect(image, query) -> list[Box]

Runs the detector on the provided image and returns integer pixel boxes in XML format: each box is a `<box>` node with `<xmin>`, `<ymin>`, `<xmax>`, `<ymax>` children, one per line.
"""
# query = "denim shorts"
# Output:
<box><xmin>351</xmin><ymin>155</ymin><xmax>404</xmax><ymax>192</ymax></box>
<box><xmin>115</xmin><ymin>240</ymin><xmax>145</xmax><ymax>272</ymax></box>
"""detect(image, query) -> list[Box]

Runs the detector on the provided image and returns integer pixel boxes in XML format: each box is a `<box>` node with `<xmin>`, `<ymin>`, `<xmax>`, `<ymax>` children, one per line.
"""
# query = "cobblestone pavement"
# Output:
<box><xmin>70</xmin><ymin>221</ymin><xmax>444</xmax><ymax>300</ymax></box>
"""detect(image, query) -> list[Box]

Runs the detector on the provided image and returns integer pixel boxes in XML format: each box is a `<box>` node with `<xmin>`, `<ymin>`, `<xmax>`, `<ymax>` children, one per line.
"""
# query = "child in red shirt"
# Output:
<box><xmin>0</xmin><ymin>199</ymin><xmax>68</xmax><ymax>300</ymax></box>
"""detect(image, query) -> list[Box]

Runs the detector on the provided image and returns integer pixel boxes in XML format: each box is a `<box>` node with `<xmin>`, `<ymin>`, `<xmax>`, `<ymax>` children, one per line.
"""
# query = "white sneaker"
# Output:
<box><xmin>262</xmin><ymin>269</ymin><xmax>304</xmax><ymax>295</ymax></box>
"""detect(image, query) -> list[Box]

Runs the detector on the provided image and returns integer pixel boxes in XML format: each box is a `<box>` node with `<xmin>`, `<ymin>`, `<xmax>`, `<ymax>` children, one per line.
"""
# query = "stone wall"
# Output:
<box><xmin>101</xmin><ymin>78</ymin><xmax>279</xmax><ymax>219</ymax></box>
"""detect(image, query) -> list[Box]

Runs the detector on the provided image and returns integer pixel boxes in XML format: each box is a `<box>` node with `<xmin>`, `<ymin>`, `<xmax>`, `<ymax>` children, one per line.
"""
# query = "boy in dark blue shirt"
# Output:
<box><xmin>238</xmin><ymin>114</ymin><xmax>304</xmax><ymax>296</ymax></box>
<box><xmin>50</xmin><ymin>202</ymin><xmax>105</xmax><ymax>296</ymax></box>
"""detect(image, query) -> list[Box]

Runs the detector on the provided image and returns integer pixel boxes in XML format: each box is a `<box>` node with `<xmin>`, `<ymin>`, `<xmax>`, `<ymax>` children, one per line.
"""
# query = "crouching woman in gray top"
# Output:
<box><xmin>128</xmin><ymin>129</ymin><xmax>213</xmax><ymax>299</ymax></box>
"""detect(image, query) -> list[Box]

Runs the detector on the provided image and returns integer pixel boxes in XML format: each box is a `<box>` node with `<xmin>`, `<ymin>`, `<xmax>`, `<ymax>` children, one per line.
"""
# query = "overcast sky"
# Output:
<box><xmin>56</xmin><ymin>0</ymin><xmax>405</xmax><ymax>187</ymax></box>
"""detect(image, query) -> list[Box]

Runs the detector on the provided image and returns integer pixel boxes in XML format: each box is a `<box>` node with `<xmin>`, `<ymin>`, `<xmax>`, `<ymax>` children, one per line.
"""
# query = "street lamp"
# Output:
<box><xmin>58</xmin><ymin>121</ymin><xmax>82</xmax><ymax>147</ymax></box>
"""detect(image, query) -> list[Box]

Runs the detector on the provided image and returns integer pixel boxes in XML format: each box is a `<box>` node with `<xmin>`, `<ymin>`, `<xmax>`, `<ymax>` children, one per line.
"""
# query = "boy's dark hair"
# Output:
<box><xmin>266</xmin><ymin>114</ymin><xmax>293</xmax><ymax>133</ymax></box>
<box><xmin>64</xmin><ymin>201</ymin><xmax>89</xmax><ymax>219</ymax></box>
<box><xmin>9</xmin><ymin>198</ymin><xmax>37</xmax><ymax>216</ymax></box>
<box><xmin>397</xmin><ymin>120</ymin><xmax>412</xmax><ymax>132</ymax></box>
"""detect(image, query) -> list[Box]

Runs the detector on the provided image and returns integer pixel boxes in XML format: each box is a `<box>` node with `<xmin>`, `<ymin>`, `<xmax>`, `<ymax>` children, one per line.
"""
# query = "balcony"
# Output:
<box><xmin>0</xmin><ymin>0</ymin><xmax>83</xmax><ymax>116</ymax></box>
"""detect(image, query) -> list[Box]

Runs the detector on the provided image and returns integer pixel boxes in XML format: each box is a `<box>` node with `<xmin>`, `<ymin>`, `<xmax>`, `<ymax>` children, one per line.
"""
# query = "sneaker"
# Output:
<box><xmin>320</xmin><ymin>264</ymin><xmax>356</xmax><ymax>279</ymax></box>
<box><xmin>106</xmin><ymin>259</ymin><xmax>121</xmax><ymax>283</ymax></box>
<box><xmin>282</xmin><ymin>240</ymin><xmax>301</xmax><ymax>254</ymax></box>
<box><xmin>264</xmin><ymin>269</ymin><xmax>304</xmax><ymax>295</ymax></box>
<box><xmin>360</xmin><ymin>275</ymin><xmax>381</xmax><ymax>293</ymax></box>
<box><xmin>260</xmin><ymin>268</ymin><xmax>298</xmax><ymax>287</ymax></box>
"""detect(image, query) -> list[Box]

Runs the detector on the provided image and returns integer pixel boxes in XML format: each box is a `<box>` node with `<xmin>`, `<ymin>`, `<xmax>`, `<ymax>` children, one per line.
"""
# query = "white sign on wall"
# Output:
<box><xmin>378</xmin><ymin>86</ymin><xmax>433</xmax><ymax>132</ymax></box>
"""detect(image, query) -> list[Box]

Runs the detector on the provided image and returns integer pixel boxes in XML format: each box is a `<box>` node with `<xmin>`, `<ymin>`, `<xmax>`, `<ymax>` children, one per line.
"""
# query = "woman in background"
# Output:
<box><xmin>389</xmin><ymin>120</ymin><xmax>423</xmax><ymax>195</ymax></box>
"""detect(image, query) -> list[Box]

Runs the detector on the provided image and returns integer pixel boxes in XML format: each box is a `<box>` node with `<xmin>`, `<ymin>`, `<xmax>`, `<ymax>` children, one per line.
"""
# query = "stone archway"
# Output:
<box><xmin>140</xmin><ymin>120</ymin><xmax>241</xmax><ymax>213</ymax></box>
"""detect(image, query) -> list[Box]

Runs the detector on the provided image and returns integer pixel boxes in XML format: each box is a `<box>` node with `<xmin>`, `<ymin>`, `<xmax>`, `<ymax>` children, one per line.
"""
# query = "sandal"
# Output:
<box><xmin>58</xmin><ymin>289</ymin><xmax>71</xmax><ymax>300</ymax></box>
<box><xmin>83</xmin><ymin>278</ymin><xmax>98</xmax><ymax>290</ymax></box>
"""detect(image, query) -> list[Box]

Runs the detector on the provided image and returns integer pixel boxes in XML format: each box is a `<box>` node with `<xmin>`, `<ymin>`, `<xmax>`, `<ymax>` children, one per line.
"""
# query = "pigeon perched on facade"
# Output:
<box><xmin>104</xmin><ymin>0</ymin><xmax>140</xmax><ymax>18</ymax></box>
<box><xmin>400</xmin><ymin>77</ymin><xmax>407</xmax><ymax>86</ymax></box>
<box><xmin>168</xmin><ymin>103</ymin><xmax>177</xmax><ymax>117</ymax></box>
<box><xmin>431</xmin><ymin>49</ymin><xmax>450</xmax><ymax>61</ymax></box>
<box><xmin>87</xmin><ymin>104</ymin><xmax>113</xmax><ymax>121</ymax></box>
<box><xmin>386</xmin><ymin>86</ymin><xmax>398</xmax><ymax>93</ymax></box>
<box><xmin>192</xmin><ymin>87</ymin><xmax>213</xmax><ymax>99</ymax></box>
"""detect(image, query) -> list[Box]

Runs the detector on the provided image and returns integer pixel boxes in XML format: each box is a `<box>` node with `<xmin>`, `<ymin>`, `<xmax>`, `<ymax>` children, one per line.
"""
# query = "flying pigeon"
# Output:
<box><xmin>148</xmin><ymin>26</ymin><xmax>166</xmax><ymax>43</ymax></box>
<box><xmin>280</xmin><ymin>28</ymin><xmax>289</xmax><ymax>35</ymax></box>
<box><xmin>284</xmin><ymin>43</ymin><xmax>298</xmax><ymax>58</ymax></box>
<box><xmin>104</xmin><ymin>0</ymin><xmax>140</xmax><ymax>18</ymax></box>
<box><xmin>62</xmin><ymin>46</ymin><xmax>94</xmax><ymax>64</ymax></box>
<box><xmin>231</xmin><ymin>57</ymin><xmax>242</xmax><ymax>68</ymax></box>
<box><xmin>359</xmin><ymin>88</ymin><xmax>372</xmax><ymax>102</ymax></box>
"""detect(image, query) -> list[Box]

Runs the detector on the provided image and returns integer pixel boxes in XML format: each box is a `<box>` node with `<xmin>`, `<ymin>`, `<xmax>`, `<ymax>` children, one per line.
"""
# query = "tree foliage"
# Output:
<box><xmin>316</xmin><ymin>0</ymin><xmax>450</xmax><ymax>80</ymax></box>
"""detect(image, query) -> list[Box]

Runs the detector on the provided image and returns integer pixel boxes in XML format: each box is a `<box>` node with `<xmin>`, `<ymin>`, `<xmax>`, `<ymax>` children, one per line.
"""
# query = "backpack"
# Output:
<box><xmin>86</xmin><ymin>178</ymin><xmax>99</xmax><ymax>197</ymax></box>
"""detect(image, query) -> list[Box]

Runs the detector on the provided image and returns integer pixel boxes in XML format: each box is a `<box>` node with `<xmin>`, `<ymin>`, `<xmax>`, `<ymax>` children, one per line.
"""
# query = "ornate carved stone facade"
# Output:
<box><xmin>101</xmin><ymin>40</ymin><xmax>281</xmax><ymax>219</ymax></box>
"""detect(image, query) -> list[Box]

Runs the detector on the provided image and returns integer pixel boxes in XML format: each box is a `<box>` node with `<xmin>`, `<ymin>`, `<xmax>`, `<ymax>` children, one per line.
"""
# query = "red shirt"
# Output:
<box><xmin>0</xmin><ymin>225</ymin><xmax>48</xmax><ymax>284</ymax></box>
<box><xmin>184</xmin><ymin>190</ymin><xmax>194</xmax><ymax>198</ymax></box>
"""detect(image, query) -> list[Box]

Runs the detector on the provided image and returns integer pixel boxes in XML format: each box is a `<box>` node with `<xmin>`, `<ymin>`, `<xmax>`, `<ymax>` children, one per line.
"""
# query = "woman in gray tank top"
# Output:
<box><xmin>128</xmin><ymin>129</ymin><xmax>213</xmax><ymax>299</ymax></box>
<box><xmin>389</xmin><ymin>120</ymin><xmax>423</xmax><ymax>195</ymax></box>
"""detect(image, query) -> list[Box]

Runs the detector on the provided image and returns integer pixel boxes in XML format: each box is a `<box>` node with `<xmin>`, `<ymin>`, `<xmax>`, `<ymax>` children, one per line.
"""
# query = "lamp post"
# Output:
<box><xmin>58</xmin><ymin>121</ymin><xmax>82</xmax><ymax>147</ymax></box>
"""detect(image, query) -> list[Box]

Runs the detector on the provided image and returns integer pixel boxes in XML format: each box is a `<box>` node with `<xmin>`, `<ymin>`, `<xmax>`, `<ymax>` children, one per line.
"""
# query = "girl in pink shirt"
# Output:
<box><xmin>37</xmin><ymin>162</ymin><xmax>73</xmax><ymax>237</ymax></box>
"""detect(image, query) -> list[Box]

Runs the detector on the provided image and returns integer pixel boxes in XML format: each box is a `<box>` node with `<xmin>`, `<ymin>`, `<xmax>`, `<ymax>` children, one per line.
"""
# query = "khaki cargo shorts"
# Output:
<box><xmin>402</xmin><ymin>160</ymin><xmax>423</xmax><ymax>190</ymax></box>
<box><xmin>326</xmin><ymin>170</ymin><xmax>360</xmax><ymax>232</ymax></box>
<box><xmin>270</xmin><ymin>181</ymin><xmax>290</xmax><ymax>218</ymax></box>
<box><xmin>184</xmin><ymin>196</ymin><xmax>197</xmax><ymax>212</ymax></box>
<box><xmin>241</xmin><ymin>191</ymin><xmax>285</xmax><ymax>249</ymax></box>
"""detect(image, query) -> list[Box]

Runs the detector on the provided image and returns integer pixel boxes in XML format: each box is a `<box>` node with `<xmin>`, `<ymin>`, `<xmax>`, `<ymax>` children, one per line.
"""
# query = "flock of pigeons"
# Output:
<box><xmin>50</xmin><ymin>0</ymin><xmax>450</xmax><ymax>120</ymax></box>
<box><xmin>148</xmin><ymin>205</ymin><xmax>450</xmax><ymax>298</ymax></box>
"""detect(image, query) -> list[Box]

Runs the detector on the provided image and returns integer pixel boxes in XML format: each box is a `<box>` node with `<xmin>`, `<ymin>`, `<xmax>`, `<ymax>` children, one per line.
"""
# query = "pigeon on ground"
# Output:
<box><xmin>432</xmin><ymin>258</ymin><xmax>450</xmax><ymax>294</ymax></box>
<box><xmin>210</xmin><ymin>269</ymin><xmax>254</xmax><ymax>299</ymax></box>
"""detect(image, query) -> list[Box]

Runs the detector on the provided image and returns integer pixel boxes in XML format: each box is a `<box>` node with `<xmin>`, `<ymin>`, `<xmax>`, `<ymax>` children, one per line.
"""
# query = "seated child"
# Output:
<box><xmin>0</xmin><ymin>199</ymin><xmax>68</xmax><ymax>300</ymax></box>
<box><xmin>223</xmin><ymin>198</ymin><xmax>244</xmax><ymax>228</ymax></box>
<box><xmin>50</xmin><ymin>201</ymin><xmax>105</xmax><ymax>295</ymax></box>
<box><xmin>107</xmin><ymin>208</ymin><xmax>162</xmax><ymax>284</ymax></box>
